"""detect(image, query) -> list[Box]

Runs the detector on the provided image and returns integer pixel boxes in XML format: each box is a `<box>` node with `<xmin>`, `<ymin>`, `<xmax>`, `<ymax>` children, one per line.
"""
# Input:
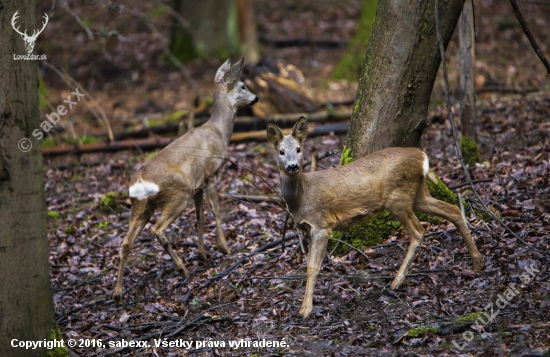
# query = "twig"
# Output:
<box><xmin>42</xmin><ymin>62</ymin><xmax>114</xmax><ymax>141</ymax></box>
<box><xmin>448</xmin><ymin>178</ymin><xmax>492</xmax><ymax>190</ymax></box>
<box><xmin>62</xmin><ymin>0</ymin><xmax>94</xmax><ymax>40</ymax></box>
<box><xmin>328</xmin><ymin>237</ymin><xmax>371</xmax><ymax>262</ymax></box>
<box><xmin>302</xmin><ymin>149</ymin><xmax>340</xmax><ymax>168</ymax></box>
<box><xmin>509</xmin><ymin>0</ymin><xmax>550</xmax><ymax>74</ymax></box>
<box><xmin>200</xmin><ymin>235</ymin><xmax>299</xmax><ymax>290</ymax></box>
<box><xmin>435</xmin><ymin>0</ymin><xmax>544</xmax><ymax>253</ymax></box>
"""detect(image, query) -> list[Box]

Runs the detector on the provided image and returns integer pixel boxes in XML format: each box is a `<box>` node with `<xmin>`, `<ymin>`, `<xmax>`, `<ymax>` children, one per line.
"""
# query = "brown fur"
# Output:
<box><xmin>267</xmin><ymin>117</ymin><xmax>483</xmax><ymax>317</ymax></box>
<box><xmin>113</xmin><ymin>59</ymin><xmax>257</xmax><ymax>303</ymax></box>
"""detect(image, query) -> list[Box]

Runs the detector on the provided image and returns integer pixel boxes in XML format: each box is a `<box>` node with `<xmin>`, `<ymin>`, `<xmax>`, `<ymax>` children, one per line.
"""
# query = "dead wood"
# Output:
<box><xmin>42</xmin><ymin>123</ymin><xmax>349</xmax><ymax>157</ymax></box>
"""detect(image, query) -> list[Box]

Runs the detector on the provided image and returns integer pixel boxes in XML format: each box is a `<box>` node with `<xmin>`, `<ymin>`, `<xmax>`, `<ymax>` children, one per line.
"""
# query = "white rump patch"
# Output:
<box><xmin>129</xmin><ymin>178</ymin><xmax>159</xmax><ymax>200</ymax></box>
<box><xmin>422</xmin><ymin>152</ymin><xmax>429</xmax><ymax>176</ymax></box>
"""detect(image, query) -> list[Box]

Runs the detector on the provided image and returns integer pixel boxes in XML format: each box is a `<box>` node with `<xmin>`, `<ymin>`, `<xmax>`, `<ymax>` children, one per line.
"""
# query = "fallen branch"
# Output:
<box><xmin>42</xmin><ymin>123</ymin><xmax>350</xmax><ymax>157</ymax></box>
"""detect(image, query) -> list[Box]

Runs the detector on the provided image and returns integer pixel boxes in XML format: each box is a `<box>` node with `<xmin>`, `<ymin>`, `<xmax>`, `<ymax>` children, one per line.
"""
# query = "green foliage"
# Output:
<box><xmin>48</xmin><ymin>211</ymin><xmax>61</xmax><ymax>220</ymax></box>
<box><xmin>333</xmin><ymin>0</ymin><xmax>378</xmax><ymax>81</ymax></box>
<box><xmin>460</xmin><ymin>136</ymin><xmax>481</xmax><ymax>165</ymax></box>
<box><xmin>99</xmin><ymin>192</ymin><xmax>120</xmax><ymax>212</ymax></box>
<box><xmin>407</xmin><ymin>325</ymin><xmax>437</xmax><ymax>337</ymax></box>
<box><xmin>42</xmin><ymin>137</ymin><xmax>57</xmax><ymax>148</ymax></box>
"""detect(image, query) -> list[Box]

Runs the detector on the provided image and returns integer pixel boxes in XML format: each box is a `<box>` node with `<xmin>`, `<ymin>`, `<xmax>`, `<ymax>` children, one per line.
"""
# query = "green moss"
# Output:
<box><xmin>46</xmin><ymin>322</ymin><xmax>69</xmax><ymax>357</ymax></box>
<box><xmin>48</xmin><ymin>211</ymin><xmax>61</xmax><ymax>220</ymax></box>
<box><xmin>98</xmin><ymin>192</ymin><xmax>120</xmax><ymax>212</ymax></box>
<box><xmin>454</xmin><ymin>312</ymin><xmax>486</xmax><ymax>323</ymax></box>
<box><xmin>145</xmin><ymin>151</ymin><xmax>158</xmax><ymax>161</ymax></box>
<box><xmin>407</xmin><ymin>325</ymin><xmax>437</xmax><ymax>338</ymax></box>
<box><xmin>426</xmin><ymin>172</ymin><xmax>458</xmax><ymax>206</ymax></box>
<box><xmin>64</xmin><ymin>224</ymin><xmax>77</xmax><ymax>235</ymax></box>
<box><xmin>169</xmin><ymin>26</ymin><xmax>199</xmax><ymax>63</ymax></box>
<box><xmin>97</xmin><ymin>221</ymin><xmax>110</xmax><ymax>229</ymax></box>
<box><xmin>460</xmin><ymin>136</ymin><xmax>481</xmax><ymax>165</ymax></box>
<box><xmin>339</xmin><ymin>146</ymin><xmax>355</xmax><ymax>166</ymax></box>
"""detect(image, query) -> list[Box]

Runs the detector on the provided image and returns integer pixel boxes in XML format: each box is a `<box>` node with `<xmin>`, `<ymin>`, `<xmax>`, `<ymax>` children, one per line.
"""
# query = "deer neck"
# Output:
<box><xmin>280</xmin><ymin>170</ymin><xmax>306</xmax><ymax>215</ymax></box>
<box><xmin>209</xmin><ymin>90</ymin><xmax>236</xmax><ymax>144</ymax></box>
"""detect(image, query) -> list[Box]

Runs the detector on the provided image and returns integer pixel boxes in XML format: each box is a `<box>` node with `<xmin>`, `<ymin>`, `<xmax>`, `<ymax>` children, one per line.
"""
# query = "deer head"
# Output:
<box><xmin>214</xmin><ymin>58</ymin><xmax>258</xmax><ymax>109</ymax></box>
<box><xmin>267</xmin><ymin>116</ymin><xmax>308</xmax><ymax>175</ymax></box>
<box><xmin>11</xmin><ymin>11</ymin><xmax>49</xmax><ymax>54</ymax></box>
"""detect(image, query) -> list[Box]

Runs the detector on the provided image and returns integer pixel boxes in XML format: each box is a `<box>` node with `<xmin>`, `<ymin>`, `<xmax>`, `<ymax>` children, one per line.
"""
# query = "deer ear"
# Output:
<box><xmin>224</xmin><ymin>58</ymin><xmax>244</xmax><ymax>87</ymax></box>
<box><xmin>215</xmin><ymin>58</ymin><xmax>232</xmax><ymax>84</ymax></box>
<box><xmin>266</xmin><ymin>123</ymin><xmax>283</xmax><ymax>146</ymax></box>
<box><xmin>291</xmin><ymin>116</ymin><xmax>308</xmax><ymax>143</ymax></box>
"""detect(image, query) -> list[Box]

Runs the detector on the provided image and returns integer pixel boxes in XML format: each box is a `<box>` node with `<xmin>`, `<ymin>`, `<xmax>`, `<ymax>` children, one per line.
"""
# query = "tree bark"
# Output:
<box><xmin>333</xmin><ymin>0</ymin><xmax>378</xmax><ymax>81</ymax></box>
<box><xmin>459</xmin><ymin>0</ymin><xmax>477</xmax><ymax>142</ymax></box>
<box><xmin>0</xmin><ymin>0</ymin><xmax>56</xmax><ymax>355</ymax></box>
<box><xmin>237</xmin><ymin>0</ymin><xmax>260</xmax><ymax>63</ymax></box>
<box><xmin>170</xmin><ymin>0</ymin><xmax>240</xmax><ymax>62</ymax></box>
<box><xmin>345</xmin><ymin>0</ymin><xmax>465</xmax><ymax>158</ymax></box>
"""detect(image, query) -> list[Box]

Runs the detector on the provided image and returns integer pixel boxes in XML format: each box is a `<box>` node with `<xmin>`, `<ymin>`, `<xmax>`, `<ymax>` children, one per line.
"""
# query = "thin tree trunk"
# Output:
<box><xmin>0</xmin><ymin>1</ymin><xmax>56</xmax><ymax>355</ymax></box>
<box><xmin>345</xmin><ymin>0</ymin><xmax>466</xmax><ymax>158</ymax></box>
<box><xmin>237</xmin><ymin>0</ymin><xmax>260</xmax><ymax>63</ymax></box>
<box><xmin>459</xmin><ymin>0</ymin><xmax>476</xmax><ymax>142</ymax></box>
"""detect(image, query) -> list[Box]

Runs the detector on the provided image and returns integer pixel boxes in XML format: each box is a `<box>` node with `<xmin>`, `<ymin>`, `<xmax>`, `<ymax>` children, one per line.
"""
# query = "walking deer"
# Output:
<box><xmin>114</xmin><ymin>59</ymin><xmax>257</xmax><ymax>303</ymax></box>
<box><xmin>266</xmin><ymin>117</ymin><xmax>483</xmax><ymax>317</ymax></box>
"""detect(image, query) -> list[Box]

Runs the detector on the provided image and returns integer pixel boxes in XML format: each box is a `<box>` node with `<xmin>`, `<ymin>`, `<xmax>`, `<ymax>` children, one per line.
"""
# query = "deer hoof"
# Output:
<box><xmin>472</xmin><ymin>257</ymin><xmax>483</xmax><ymax>272</ymax></box>
<box><xmin>113</xmin><ymin>293</ymin><xmax>123</xmax><ymax>305</ymax></box>
<box><xmin>390</xmin><ymin>277</ymin><xmax>404</xmax><ymax>290</ymax></box>
<box><xmin>299</xmin><ymin>304</ymin><xmax>312</xmax><ymax>318</ymax></box>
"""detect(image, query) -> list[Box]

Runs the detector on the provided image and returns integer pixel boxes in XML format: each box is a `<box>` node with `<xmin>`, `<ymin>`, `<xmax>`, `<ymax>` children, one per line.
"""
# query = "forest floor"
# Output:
<box><xmin>35</xmin><ymin>0</ymin><xmax>550</xmax><ymax>356</ymax></box>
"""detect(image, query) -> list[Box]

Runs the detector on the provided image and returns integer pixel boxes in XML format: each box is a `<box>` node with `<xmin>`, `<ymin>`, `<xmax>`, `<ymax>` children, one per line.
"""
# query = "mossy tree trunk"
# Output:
<box><xmin>333</xmin><ymin>0</ymin><xmax>378</xmax><ymax>81</ymax></box>
<box><xmin>170</xmin><ymin>0</ymin><xmax>240</xmax><ymax>62</ymax></box>
<box><xmin>345</xmin><ymin>0</ymin><xmax>466</xmax><ymax>158</ymax></box>
<box><xmin>0</xmin><ymin>0</ymin><xmax>59</xmax><ymax>355</ymax></box>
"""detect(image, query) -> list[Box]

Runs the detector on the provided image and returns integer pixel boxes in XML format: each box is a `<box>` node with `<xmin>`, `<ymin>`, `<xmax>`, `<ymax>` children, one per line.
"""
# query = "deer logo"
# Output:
<box><xmin>11</xmin><ymin>11</ymin><xmax>49</xmax><ymax>54</ymax></box>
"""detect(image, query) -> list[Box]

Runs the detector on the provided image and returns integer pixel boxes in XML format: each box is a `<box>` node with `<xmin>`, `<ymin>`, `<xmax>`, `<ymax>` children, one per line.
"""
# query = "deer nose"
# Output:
<box><xmin>250</xmin><ymin>96</ymin><xmax>258</xmax><ymax>105</ymax></box>
<box><xmin>287</xmin><ymin>164</ymin><xmax>299</xmax><ymax>172</ymax></box>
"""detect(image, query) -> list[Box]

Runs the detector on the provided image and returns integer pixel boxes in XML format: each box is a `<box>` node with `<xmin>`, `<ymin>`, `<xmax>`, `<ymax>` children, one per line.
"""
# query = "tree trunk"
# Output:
<box><xmin>0</xmin><ymin>1</ymin><xmax>57</xmax><ymax>356</ymax></box>
<box><xmin>170</xmin><ymin>0</ymin><xmax>240</xmax><ymax>62</ymax></box>
<box><xmin>459</xmin><ymin>0</ymin><xmax>480</xmax><ymax>164</ymax></box>
<box><xmin>333</xmin><ymin>0</ymin><xmax>378</xmax><ymax>81</ymax></box>
<box><xmin>237</xmin><ymin>0</ymin><xmax>260</xmax><ymax>63</ymax></box>
<box><xmin>345</xmin><ymin>0</ymin><xmax>465</xmax><ymax>158</ymax></box>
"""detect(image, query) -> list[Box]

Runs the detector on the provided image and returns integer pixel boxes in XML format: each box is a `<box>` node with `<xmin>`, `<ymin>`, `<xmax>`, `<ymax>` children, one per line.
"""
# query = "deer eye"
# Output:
<box><xmin>296</xmin><ymin>147</ymin><xmax>301</xmax><ymax>153</ymax></box>
<box><xmin>279</xmin><ymin>149</ymin><xmax>285</xmax><ymax>155</ymax></box>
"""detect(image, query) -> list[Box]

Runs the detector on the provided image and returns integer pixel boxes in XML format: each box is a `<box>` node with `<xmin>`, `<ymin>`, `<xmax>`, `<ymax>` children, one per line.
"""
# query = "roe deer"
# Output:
<box><xmin>266</xmin><ymin>117</ymin><xmax>483</xmax><ymax>317</ymax></box>
<box><xmin>114</xmin><ymin>58</ymin><xmax>258</xmax><ymax>303</ymax></box>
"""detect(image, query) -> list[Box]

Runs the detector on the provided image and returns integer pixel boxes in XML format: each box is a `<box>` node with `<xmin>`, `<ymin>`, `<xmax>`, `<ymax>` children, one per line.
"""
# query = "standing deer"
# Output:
<box><xmin>11</xmin><ymin>11</ymin><xmax>49</xmax><ymax>54</ymax></box>
<box><xmin>266</xmin><ymin>117</ymin><xmax>483</xmax><ymax>317</ymax></box>
<box><xmin>114</xmin><ymin>59</ymin><xmax>257</xmax><ymax>303</ymax></box>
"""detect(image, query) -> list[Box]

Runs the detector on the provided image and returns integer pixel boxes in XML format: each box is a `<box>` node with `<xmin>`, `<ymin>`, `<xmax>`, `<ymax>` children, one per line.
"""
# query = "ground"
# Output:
<box><xmin>34</xmin><ymin>0</ymin><xmax>550</xmax><ymax>356</ymax></box>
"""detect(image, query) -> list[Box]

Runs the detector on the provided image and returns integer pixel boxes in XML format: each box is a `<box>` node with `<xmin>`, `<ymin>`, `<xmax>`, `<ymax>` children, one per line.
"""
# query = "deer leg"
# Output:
<box><xmin>414</xmin><ymin>187</ymin><xmax>483</xmax><ymax>271</ymax></box>
<box><xmin>193</xmin><ymin>190</ymin><xmax>207</xmax><ymax>260</ymax></box>
<box><xmin>390</xmin><ymin>210</ymin><xmax>425</xmax><ymax>289</ymax></box>
<box><xmin>205</xmin><ymin>177</ymin><xmax>231</xmax><ymax>255</ymax></box>
<box><xmin>151</xmin><ymin>195</ymin><xmax>190</xmax><ymax>275</ymax></box>
<box><xmin>114</xmin><ymin>199</ymin><xmax>152</xmax><ymax>304</ymax></box>
<box><xmin>299</xmin><ymin>227</ymin><xmax>330</xmax><ymax>318</ymax></box>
